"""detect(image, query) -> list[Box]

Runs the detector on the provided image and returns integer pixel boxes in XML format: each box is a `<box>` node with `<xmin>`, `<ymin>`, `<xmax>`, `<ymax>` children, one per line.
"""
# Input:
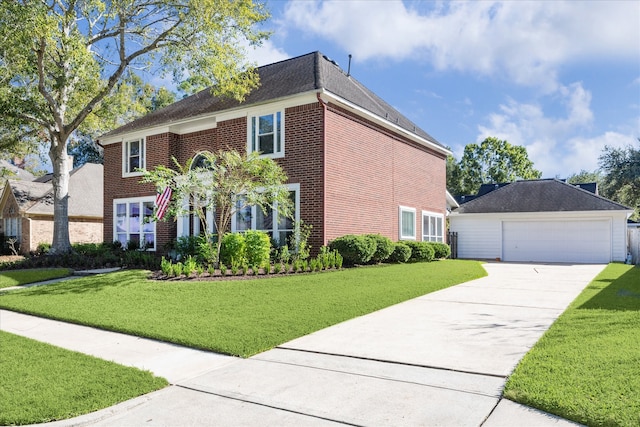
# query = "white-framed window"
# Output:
<box><xmin>114</xmin><ymin>197</ymin><xmax>156</xmax><ymax>250</ymax></box>
<box><xmin>248</xmin><ymin>111</ymin><xmax>284</xmax><ymax>158</ymax></box>
<box><xmin>123</xmin><ymin>138</ymin><xmax>145</xmax><ymax>176</ymax></box>
<box><xmin>177</xmin><ymin>152</ymin><xmax>215</xmax><ymax>238</ymax></box>
<box><xmin>4</xmin><ymin>217</ymin><xmax>20</xmax><ymax>239</ymax></box>
<box><xmin>422</xmin><ymin>211</ymin><xmax>444</xmax><ymax>242</ymax></box>
<box><xmin>399</xmin><ymin>206</ymin><xmax>416</xmax><ymax>240</ymax></box>
<box><xmin>231</xmin><ymin>183</ymin><xmax>299</xmax><ymax>245</ymax></box>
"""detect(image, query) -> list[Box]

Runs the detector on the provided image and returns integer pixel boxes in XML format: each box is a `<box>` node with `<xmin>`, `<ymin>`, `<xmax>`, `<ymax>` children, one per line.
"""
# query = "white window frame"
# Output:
<box><xmin>122</xmin><ymin>138</ymin><xmax>145</xmax><ymax>177</ymax></box>
<box><xmin>247</xmin><ymin>110</ymin><xmax>284</xmax><ymax>159</ymax></box>
<box><xmin>231</xmin><ymin>183</ymin><xmax>300</xmax><ymax>245</ymax></box>
<box><xmin>4</xmin><ymin>217</ymin><xmax>20</xmax><ymax>239</ymax></box>
<box><xmin>422</xmin><ymin>211</ymin><xmax>444</xmax><ymax>243</ymax></box>
<box><xmin>113</xmin><ymin>196</ymin><xmax>156</xmax><ymax>250</ymax></box>
<box><xmin>399</xmin><ymin>206</ymin><xmax>417</xmax><ymax>241</ymax></box>
<box><xmin>177</xmin><ymin>152</ymin><xmax>215</xmax><ymax>238</ymax></box>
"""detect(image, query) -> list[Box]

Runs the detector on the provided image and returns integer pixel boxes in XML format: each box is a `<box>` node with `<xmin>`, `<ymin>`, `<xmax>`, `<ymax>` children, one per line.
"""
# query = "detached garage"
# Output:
<box><xmin>449</xmin><ymin>179</ymin><xmax>633</xmax><ymax>263</ymax></box>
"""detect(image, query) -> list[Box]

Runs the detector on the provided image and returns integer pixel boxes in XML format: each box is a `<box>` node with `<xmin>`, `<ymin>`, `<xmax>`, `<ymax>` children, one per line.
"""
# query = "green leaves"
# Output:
<box><xmin>448</xmin><ymin>137</ymin><xmax>542</xmax><ymax>195</ymax></box>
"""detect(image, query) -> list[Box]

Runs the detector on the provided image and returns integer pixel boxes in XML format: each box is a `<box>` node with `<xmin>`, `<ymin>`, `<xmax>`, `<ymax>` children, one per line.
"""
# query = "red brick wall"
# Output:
<box><xmin>324</xmin><ymin>104</ymin><xmax>446</xmax><ymax>243</ymax></box>
<box><xmin>103</xmin><ymin>100</ymin><xmax>445</xmax><ymax>253</ymax></box>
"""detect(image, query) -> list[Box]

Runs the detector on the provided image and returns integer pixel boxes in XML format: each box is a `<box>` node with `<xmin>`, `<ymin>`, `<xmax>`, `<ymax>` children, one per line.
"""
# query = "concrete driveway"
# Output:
<box><xmin>3</xmin><ymin>262</ymin><xmax>604</xmax><ymax>426</ymax></box>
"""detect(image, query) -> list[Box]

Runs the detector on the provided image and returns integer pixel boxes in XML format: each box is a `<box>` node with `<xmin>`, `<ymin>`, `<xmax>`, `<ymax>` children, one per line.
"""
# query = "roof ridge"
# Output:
<box><xmin>554</xmin><ymin>178</ymin><xmax>632</xmax><ymax>210</ymax></box>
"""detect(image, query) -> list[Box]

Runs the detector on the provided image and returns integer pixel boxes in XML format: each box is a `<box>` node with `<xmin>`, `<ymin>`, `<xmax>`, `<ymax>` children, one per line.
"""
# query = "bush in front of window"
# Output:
<box><xmin>244</xmin><ymin>230</ymin><xmax>271</xmax><ymax>269</ymax></box>
<box><xmin>403</xmin><ymin>241</ymin><xmax>435</xmax><ymax>262</ymax></box>
<box><xmin>328</xmin><ymin>234</ymin><xmax>376</xmax><ymax>266</ymax></box>
<box><xmin>389</xmin><ymin>242</ymin><xmax>412</xmax><ymax>263</ymax></box>
<box><xmin>365</xmin><ymin>234</ymin><xmax>394</xmax><ymax>264</ymax></box>
<box><xmin>428</xmin><ymin>242</ymin><xmax>451</xmax><ymax>259</ymax></box>
<box><xmin>220</xmin><ymin>233</ymin><xmax>247</xmax><ymax>267</ymax></box>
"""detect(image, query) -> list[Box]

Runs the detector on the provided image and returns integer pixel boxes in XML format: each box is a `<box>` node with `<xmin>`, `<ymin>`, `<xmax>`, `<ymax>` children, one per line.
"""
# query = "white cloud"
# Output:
<box><xmin>245</xmin><ymin>40</ymin><xmax>290</xmax><ymax>67</ymax></box>
<box><xmin>476</xmin><ymin>82</ymin><xmax>633</xmax><ymax>177</ymax></box>
<box><xmin>283</xmin><ymin>0</ymin><xmax>639</xmax><ymax>91</ymax></box>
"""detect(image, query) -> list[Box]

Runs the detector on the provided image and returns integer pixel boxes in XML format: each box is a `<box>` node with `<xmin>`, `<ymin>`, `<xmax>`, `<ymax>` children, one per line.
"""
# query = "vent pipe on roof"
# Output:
<box><xmin>347</xmin><ymin>54</ymin><xmax>352</xmax><ymax>77</ymax></box>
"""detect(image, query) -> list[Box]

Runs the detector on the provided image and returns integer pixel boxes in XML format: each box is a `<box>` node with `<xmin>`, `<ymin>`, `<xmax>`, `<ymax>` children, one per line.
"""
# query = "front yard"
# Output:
<box><xmin>0</xmin><ymin>268</ymin><xmax>72</xmax><ymax>289</ymax></box>
<box><xmin>504</xmin><ymin>263</ymin><xmax>640</xmax><ymax>427</ymax></box>
<box><xmin>0</xmin><ymin>331</ymin><xmax>167</xmax><ymax>425</ymax></box>
<box><xmin>0</xmin><ymin>260</ymin><xmax>486</xmax><ymax>357</ymax></box>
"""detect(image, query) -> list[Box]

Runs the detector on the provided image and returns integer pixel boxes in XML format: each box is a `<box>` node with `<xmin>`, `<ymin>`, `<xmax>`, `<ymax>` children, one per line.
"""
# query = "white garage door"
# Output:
<box><xmin>502</xmin><ymin>220</ymin><xmax>610</xmax><ymax>263</ymax></box>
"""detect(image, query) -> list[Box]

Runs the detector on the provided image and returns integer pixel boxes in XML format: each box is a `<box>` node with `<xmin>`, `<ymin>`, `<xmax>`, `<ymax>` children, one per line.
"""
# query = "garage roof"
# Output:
<box><xmin>453</xmin><ymin>179</ymin><xmax>632</xmax><ymax>214</ymax></box>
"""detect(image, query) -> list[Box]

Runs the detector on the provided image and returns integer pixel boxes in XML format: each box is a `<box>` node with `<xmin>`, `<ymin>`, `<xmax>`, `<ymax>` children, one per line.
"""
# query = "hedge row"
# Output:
<box><xmin>328</xmin><ymin>234</ymin><xmax>450</xmax><ymax>266</ymax></box>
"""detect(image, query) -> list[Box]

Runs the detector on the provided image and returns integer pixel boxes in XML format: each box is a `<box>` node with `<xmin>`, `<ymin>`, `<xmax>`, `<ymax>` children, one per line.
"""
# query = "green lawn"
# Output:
<box><xmin>0</xmin><ymin>268</ymin><xmax>72</xmax><ymax>289</ymax></box>
<box><xmin>504</xmin><ymin>264</ymin><xmax>640</xmax><ymax>427</ymax></box>
<box><xmin>0</xmin><ymin>331</ymin><xmax>168</xmax><ymax>426</ymax></box>
<box><xmin>0</xmin><ymin>260</ymin><xmax>485</xmax><ymax>357</ymax></box>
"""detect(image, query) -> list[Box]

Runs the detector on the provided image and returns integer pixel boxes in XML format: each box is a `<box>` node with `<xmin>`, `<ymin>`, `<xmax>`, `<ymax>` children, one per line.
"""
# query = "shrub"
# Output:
<box><xmin>183</xmin><ymin>256</ymin><xmax>197</xmax><ymax>276</ymax></box>
<box><xmin>389</xmin><ymin>242</ymin><xmax>411</xmax><ymax>263</ymax></box>
<box><xmin>403</xmin><ymin>241</ymin><xmax>435</xmax><ymax>262</ymax></box>
<box><xmin>366</xmin><ymin>234</ymin><xmax>394</xmax><ymax>263</ymax></box>
<box><xmin>172</xmin><ymin>262</ymin><xmax>184</xmax><ymax>277</ymax></box>
<box><xmin>220</xmin><ymin>233</ymin><xmax>246</xmax><ymax>267</ymax></box>
<box><xmin>329</xmin><ymin>234</ymin><xmax>376</xmax><ymax>265</ymax></box>
<box><xmin>428</xmin><ymin>242</ymin><xmax>451</xmax><ymax>259</ymax></box>
<box><xmin>36</xmin><ymin>242</ymin><xmax>51</xmax><ymax>255</ymax></box>
<box><xmin>161</xmin><ymin>257</ymin><xmax>173</xmax><ymax>276</ymax></box>
<box><xmin>244</xmin><ymin>230</ymin><xmax>271</xmax><ymax>267</ymax></box>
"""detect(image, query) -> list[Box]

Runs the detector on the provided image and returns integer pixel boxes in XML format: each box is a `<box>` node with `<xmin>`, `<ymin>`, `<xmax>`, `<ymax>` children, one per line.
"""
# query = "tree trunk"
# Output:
<box><xmin>49</xmin><ymin>138</ymin><xmax>72</xmax><ymax>254</ymax></box>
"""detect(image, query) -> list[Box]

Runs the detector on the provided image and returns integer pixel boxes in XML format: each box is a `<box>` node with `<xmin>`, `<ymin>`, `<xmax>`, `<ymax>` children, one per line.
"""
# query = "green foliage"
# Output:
<box><xmin>244</xmin><ymin>230</ymin><xmax>271</xmax><ymax>268</ymax></box>
<box><xmin>220</xmin><ymin>233</ymin><xmax>246</xmax><ymax>267</ymax></box>
<box><xmin>389</xmin><ymin>242</ymin><xmax>412</xmax><ymax>263</ymax></box>
<box><xmin>172</xmin><ymin>262</ymin><xmax>183</xmax><ymax>277</ymax></box>
<box><xmin>366</xmin><ymin>234</ymin><xmax>394</xmax><ymax>263</ymax></box>
<box><xmin>329</xmin><ymin>235</ymin><xmax>377</xmax><ymax>266</ymax></box>
<box><xmin>565</xmin><ymin>169</ymin><xmax>603</xmax><ymax>185</ymax></box>
<box><xmin>273</xmin><ymin>262</ymin><xmax>282</xmax><ymax>274</ymax></box>
<box><xmin>403</xmin><ymin>241</ymin><xmax>435</xmax><ymax>262</ymax></box>
<box><xmin>160</xmin><ymin>257</ymin><xmax>173</xmax><ymax>276</ymax></box>
<box><xmin>599</xmin><ymin>141</ymin><xmax>640</xmax><ymax>220</ymax></box>
<box><xmin>183</xmin><ymin>256</ymin><xmax>197</xmax><ymax>276</ymax></box>
<box><xmin>278</xmin><ymin>245</ymin><xmax>291</xmax><ymax>264</ymax></box>
<box><xmin>449</xmin><ymin>137</ymin><xmax>542</xmax><ymax>195</ymax></box>
<box><xmin>428</xmin><ymin>242</ymin><xmax>451</xmax><ymax>259</ymax></box>
<box><xmin>289</xmin><ymin>221</ymin><xmax>312</xmax><ymax>261</ymax></box>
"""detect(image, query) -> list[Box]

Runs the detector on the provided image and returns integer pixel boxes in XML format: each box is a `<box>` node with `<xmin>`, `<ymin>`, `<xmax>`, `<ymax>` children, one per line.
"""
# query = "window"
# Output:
<box><xmin>399</xmin><ymin>206</ymin><xmax>416</xmax><ymax>240</ymax></box>
<box><xmin>422</xmin><ymin>211</ymin><xmax>444</xmax><ymax>242</ymax></box>
<box><xmin>123</xmin><ymin>139</ymin><xmax>145</xmax><ymax>176</ymax></box>
<box><xmin>4</xmin><ymin>217</ymin><xmax>20</xmax><ymax>239</ymax></box>
<box><xmin>114</xmin><ymin>197</ymin><xmax>156</xmax><ymax>250</ymax></box>
<box><xmin>232</xmin><ymin>184</ymin><xmax>299</xmax><ymax>246</ymax></box>
<box><xmin>248</xmin><ymin>111</ymin><xmax>284</xmax><ymax>158</ymax></box>
<box><xmin>177</xmin><ymin>152</ymin><xmax>215</xmax><ymax>238</ymax></box>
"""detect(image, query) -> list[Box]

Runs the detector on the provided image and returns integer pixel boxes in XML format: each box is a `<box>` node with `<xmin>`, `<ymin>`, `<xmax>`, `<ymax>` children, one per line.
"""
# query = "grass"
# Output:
<box><xmin>0</xmin><ymin>331</ymin><xmax>168</xmax><ymax>426</ymax></box>
<box><xmin>0</xmin><ymin>260</ymin><xmax>485</xmax><ymax>357</ymax></box>
<box><xmin>0</xmin><ymin>268</ymin><xmax>72</xmax><ymax>289</ymax></box>
<box><xmin>504</xmin><ymin>264</ymin><xmax>640</xmax><ymax>427</ymax></box>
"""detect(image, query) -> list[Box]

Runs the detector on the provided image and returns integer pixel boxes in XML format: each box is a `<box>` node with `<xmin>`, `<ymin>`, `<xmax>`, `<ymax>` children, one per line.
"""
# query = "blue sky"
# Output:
<box><xmin>238</xmin><ymin>0</ymin><xmax>639</xmax><ymax>179</ymax></box>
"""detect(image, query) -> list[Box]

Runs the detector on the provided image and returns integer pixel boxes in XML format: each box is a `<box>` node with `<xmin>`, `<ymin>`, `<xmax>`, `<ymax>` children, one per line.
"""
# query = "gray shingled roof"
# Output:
<box><xmin>102</xmin><ymin>51</ymin><xmax>443</xmax><ymax>148</ymax></box>
<box><xmin>453</xmin><ymin>179</ymin><xmax>631</xmax><ymax>214</ymax></box>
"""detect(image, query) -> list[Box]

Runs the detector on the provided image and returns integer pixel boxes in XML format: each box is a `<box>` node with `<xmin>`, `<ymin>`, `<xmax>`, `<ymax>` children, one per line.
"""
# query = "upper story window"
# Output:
<box><xmin>123</xmin><ymin>139</ymin><xmax>145</xmax><ymax>177</ymax></box>
<box><xmin>248</xmin><ymin>111</ymin><xmax>284</xmax><ymax>158</ymax></box>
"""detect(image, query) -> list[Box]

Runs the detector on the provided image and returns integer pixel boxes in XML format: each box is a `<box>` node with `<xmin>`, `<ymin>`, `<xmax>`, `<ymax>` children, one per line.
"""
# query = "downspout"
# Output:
<box><xmin>317</xmin><ymin>92</ymin><xmax>328</xmax><ymax>246</ymax></box>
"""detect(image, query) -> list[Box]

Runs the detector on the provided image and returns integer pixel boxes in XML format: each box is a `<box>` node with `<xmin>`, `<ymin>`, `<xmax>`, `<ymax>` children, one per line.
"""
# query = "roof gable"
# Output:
<box><xmin>454</xmin><ymin>179</ymin><xmax>631</xmax><ymax>214</ymax></box>
<box><xmin>100</xmin><ymin>52</ymin><xmax>443</xmax><ymax>149</ymax></box>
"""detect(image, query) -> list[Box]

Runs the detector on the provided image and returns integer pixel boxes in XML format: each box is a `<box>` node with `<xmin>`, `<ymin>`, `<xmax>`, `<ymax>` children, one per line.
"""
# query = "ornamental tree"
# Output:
<box><xmin>0</xmin><ymin>0</ymin><xmax>268</xmax><ymax>253</ymax></box>
<box><xmin>140</xmin><ymin>150</ymin><xmax>292</xmax><ymax>264</ymax></box>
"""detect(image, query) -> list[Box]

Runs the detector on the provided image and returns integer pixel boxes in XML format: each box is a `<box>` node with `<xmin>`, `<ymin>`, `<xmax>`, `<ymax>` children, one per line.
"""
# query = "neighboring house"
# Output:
<box><xmin>98</xmin><ymin>52</ymin><xmax>451</xmax><ymax>253</ymax></box>
<box><xmin>449</xmin><ymin>179</ymin><xmax>633</xmax><ymax>263</ymax></box>
<box><xmin>0</xmin><ymin>162</ymin><xmax>104</xmax><ymax>254</ymax></box>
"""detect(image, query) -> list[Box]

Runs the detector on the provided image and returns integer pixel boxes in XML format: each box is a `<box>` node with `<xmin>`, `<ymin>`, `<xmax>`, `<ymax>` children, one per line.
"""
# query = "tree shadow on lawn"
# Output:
<box><xmin>577</xmin><ymin>266</ymin><xmax>640</xmax><ymax>311</ymax></box>
<box><xmin>3</xmin><ymin>270</ymin><xmax>145</xmax><ymax>296</ymax></box>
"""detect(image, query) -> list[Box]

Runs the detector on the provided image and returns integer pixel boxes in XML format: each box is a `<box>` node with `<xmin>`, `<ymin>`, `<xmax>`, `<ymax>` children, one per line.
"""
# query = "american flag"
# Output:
<box><xmin>155</xmin><ymin>186</ymin><xmax>172</xmax><ymax>220</ymax></box>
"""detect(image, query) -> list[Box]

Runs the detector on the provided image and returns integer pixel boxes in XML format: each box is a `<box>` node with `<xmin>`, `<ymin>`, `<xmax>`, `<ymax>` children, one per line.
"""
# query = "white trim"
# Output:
<box><xmin>122</xmin><ymin>138</ymin><xmax>145</xmax><ymax>178</ymax></box>
<box><xmin>231</xmin><ymin>183</ymin><xmax>300</xmax><ymax>244</ymax></box>
<box><xmin>422</xmin><ymin>210</ymin><xmax>445</xmax><ymax>242</ymax></box>
<box><xmin>247</xmin><ymin>110</ymin><xmax>285</xmax><ymax>159</ymax></box>
<box><xmin>399</xmin><ymin>206</ymin><xmax>417</xmax><ymax>241</ymax></box>
<box><xmin>319</xmin><ymin>90</ymin><xmax>451</xmax><ymax>157</ymax></box>
<box><xmin>113</xmin><ymin>196</ymin><xmax>157</xmax><ymax>251</ymax></box>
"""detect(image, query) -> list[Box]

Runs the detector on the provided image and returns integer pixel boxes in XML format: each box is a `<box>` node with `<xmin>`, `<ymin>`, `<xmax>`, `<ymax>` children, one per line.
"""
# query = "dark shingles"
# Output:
<box><xmin>101</xmin><ymin>52</ymin><xmax>443</xmax><ymax>148</ymax></box>
<box><xmin>454</xmin><ymin>179</ymin><xmax>631</xmax><ymax>213</ymax></box>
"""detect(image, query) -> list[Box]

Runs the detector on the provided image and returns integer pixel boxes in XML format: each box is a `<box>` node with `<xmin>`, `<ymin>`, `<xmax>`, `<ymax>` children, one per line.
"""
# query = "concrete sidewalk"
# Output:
<box><xmin>1</xmin><ymin>262</ymin><xmax>602</xmax><ymax>426</ymax></box>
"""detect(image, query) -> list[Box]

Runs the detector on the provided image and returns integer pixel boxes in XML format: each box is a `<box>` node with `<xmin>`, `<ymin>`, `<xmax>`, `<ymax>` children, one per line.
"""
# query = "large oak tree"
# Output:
<box><xmin>0</xmin><ymin>0</ymin><xmax>268</xmax><ymax>253</ymax></box>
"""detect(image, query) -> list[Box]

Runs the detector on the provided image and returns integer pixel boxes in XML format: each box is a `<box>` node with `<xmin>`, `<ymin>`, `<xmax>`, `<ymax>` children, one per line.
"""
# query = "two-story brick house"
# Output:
<box><xmin>99</xmin><ymin>51</ymin><xmax>450</xmax><ymax>254</ymax></box>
